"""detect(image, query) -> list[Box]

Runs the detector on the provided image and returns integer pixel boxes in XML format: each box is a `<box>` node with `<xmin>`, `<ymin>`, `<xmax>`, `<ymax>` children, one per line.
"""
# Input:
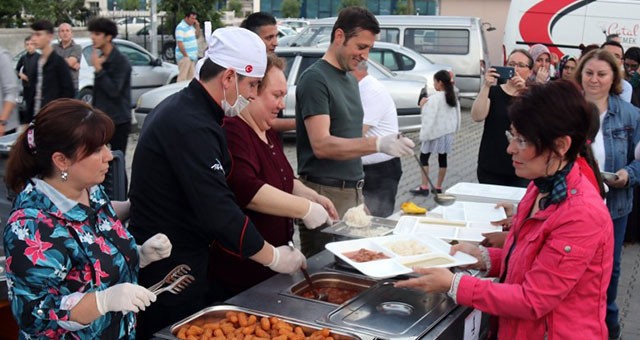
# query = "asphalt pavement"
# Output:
<box><xmin>0</xmin><ymin>108</ymin><xmax>638</xmax><ymax>338</ymax></box>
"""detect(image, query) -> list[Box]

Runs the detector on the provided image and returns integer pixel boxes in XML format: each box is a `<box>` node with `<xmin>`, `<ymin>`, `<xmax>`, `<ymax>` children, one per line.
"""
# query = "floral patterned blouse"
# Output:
<box><xmin>3</xmin><ymin>179</ymin><xmax>139</xmax><ymax>339</ymax></box>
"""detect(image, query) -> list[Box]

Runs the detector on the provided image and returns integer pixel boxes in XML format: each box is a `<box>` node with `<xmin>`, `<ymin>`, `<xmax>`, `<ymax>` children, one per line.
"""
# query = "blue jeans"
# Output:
<box><xmin>363</xmin><ymin>158</ymin><xmax>402</xmax><ymax>218</ymax></box>
<box><xmin>606</xmin><ymin>216</ymin><xmax>628</xmax><ymax>329</ymax></box>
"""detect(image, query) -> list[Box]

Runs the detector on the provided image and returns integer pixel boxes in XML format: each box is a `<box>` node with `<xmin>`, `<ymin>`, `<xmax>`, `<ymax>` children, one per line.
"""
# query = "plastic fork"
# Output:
<box><xmin>147</xmin><ymin>264</ymin><xmax>191</xmax><ymax>292</ymax></box>
<box><xmin>152</xmin><ymin>274</ymin><xmax>195</xmax><ymax>296</ymax></box>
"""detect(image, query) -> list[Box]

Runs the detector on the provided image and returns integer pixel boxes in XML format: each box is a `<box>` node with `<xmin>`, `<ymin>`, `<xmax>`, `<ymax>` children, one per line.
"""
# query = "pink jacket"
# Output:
<box><xmin>457</xmin><ymin>165</ymin><xmax>613</xmax><ymax>339</ymax></box>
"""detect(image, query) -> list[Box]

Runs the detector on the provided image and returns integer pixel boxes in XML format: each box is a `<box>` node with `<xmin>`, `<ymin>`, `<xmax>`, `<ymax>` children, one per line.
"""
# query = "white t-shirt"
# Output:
<box><xmin>592</xmin><ymin>110</ymin><xmax>607</xmax><ymax>172</ymax></box>
<box><xmin>620</xmin><ymin>79</ymin><xmax>632</xmax><ymax>103</ymax></box>
<box><xmin>358</xmin><ymin>75</ymin><xmax>399</xmax><ymax>165</ymax></box>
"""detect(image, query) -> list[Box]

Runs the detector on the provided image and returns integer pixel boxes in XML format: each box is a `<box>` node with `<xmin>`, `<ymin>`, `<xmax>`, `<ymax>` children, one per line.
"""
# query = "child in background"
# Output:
<box><xmin>410</xmin><ymin>70</ymin><xmax>460</xmax><ymax>195</ymax></box>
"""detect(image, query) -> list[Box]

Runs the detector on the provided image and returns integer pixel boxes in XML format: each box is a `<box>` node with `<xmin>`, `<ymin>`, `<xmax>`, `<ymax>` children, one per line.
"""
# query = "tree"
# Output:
<box><xmin>227</xmin><ymin>0</ymin><xmax>242</xmax><ymax>18</ymax></box>
<box><xmin>394</xmin><ymin>0</ymin><xmax>410</xmax><ymax>14</ymax></box>
<box><xmin>23</xmin><ymin>0</ymin><xmax>88</xmax><ymax>26</ymax></box>
<box><xmin>340</xmin><ymin>0</ymin><xmax>365</xmax><ymax>9</ymax></box>
<box><xmin>123</xmin><ymin>0</ymin><xmax>140</xmax><ymax>11</ymax></box>
<box><xmin>0</xmin><ymin>0</ymin><xmax>22</xmax><ymax>27</ymax></box>
<box><xmin>159</xmin><ymin>0</ymin><xmax>223</xmax><ymax>37</ymax></box>
<box><xmin>281</xmin><ymin>0</ymin><xmax>301</xmax><ymax>18</ymax></box>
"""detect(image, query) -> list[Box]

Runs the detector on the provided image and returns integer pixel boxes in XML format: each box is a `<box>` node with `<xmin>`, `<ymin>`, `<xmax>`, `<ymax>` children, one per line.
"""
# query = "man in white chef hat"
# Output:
<box><xmin>129</xmin><ymin>26</ymin><xmax>306</xmax><ymax>339</ymax></box>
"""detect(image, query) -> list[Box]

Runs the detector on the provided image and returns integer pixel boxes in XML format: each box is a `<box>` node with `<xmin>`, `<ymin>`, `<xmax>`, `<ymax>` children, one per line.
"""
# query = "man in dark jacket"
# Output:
<box><xmin>29</xmin><ymin>20</ymin><xmax>74</xmax><ymax>116</ymax></box>
<box><xmin>15</xmin><ymin>35</ymin><xmax>39</xmax><ymax>128</ymax></box>
<box><xmin>88</xmin><ymin>17</ymin><xmax>132</xmax><ymax>154</ymax></box>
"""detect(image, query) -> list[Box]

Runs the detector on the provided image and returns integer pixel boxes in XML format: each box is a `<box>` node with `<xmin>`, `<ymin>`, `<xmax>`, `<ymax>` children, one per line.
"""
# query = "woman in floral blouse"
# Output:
<box><xmin>3</xmin><ymin>99</ymin><xmax>172</xmax><ymax>339</ymax></box>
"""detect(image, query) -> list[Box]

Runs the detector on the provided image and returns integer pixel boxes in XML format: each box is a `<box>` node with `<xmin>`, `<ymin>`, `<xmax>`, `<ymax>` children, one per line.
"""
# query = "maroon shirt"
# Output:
<box><xmin>209</xmin><ymin>116</ymin><xmax>295</xmax><ymax>295</ymax></box>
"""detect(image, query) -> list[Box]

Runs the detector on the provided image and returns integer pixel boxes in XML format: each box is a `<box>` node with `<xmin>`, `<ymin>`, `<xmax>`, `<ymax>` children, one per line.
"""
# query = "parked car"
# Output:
<box><xmin>128</xmin><ymin>24</ymin><xmax>176</xmax><ymax>62</ymax></box>
<box><xmin>13</xmin><ymin>38</ymin><xmax>178</xmax><ymax>108</ymax></box>
<box><xmin>277</xmin><ymin>24</ymin><xmax>298</xmax><ymax>39</ymax></box>
<box><xmin>319</xmin><ymin>41</ymin><xmax>456</xmax><ymax>97</ymax></box>
<box><xmin>278</xmin><ymin>19</ymin><xmax>310</xmax><ymax>33</ymax></box>
<box><xmin>287</xmin><ymin>15</ymin><xmax>490</xmax><ymax>99</ymax></box>
<box><xmin>134</xmin><ymin>46</ymin><xmax>425</xmax><ymax>132</ymax></box>
<box><xmin>116</xmin><ymin>17</ymin><xmax>151</xmax><ymax>37</ymax></box>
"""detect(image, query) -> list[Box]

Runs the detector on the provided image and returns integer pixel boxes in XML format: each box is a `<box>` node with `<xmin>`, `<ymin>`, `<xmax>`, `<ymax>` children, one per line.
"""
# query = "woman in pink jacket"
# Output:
<box><xmin>396</xmin><ymin>80</ymin><xmax>613</xmax><ymax>339</ymax></box>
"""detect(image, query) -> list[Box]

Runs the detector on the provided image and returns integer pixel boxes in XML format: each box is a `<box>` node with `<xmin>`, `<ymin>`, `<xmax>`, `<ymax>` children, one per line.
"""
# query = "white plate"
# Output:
<box><xmin>325</xmin><ymin>234</ymin><xmax>478</xmax><ymax>279</ymax></box>
<box><xmin>394</xmin><ymin>215</ymin><xmax>502</xmax><ymax>242</ymax></box>
<box><xmin>429</xmin><ymin>201</ymin><xmax>507</xmax><ymax>223</ymax></box>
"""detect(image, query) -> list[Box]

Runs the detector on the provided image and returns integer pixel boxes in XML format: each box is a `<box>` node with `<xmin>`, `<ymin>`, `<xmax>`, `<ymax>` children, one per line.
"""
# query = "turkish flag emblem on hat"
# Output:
<box><xmin>245</xmin><ymin>65</ymin><xmax>253</xmax><ymax>73</ymax></box>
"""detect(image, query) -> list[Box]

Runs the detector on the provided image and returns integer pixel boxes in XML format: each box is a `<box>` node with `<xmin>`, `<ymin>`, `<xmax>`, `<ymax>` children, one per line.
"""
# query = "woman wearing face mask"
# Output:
<box><xmin>575</xmin><ymin>48</ymin><xmax>640</xmax><ymax>340</ymax></box>
<box><xmin>209</xmin><ymin>54</ymin><xmax>339</xmax><ymax>298</ymax></box>
<box><xmin>471</xmin><ymin>49</ymin><xmax>532</xmax><ymax>187</ymax></box>
<box><xmin>528</xmin><ymin>44</ymin><xmax>552</xmax><ymax>84</ymax></box>
<box><xmin>396</xmin><ymin>81</ymin><xmax>614</xmax><ymax>339</ymax></box>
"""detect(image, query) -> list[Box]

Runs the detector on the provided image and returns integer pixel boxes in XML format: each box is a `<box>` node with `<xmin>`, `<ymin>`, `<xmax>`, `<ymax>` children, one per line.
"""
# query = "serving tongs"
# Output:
<box><xmin>148</xmin><ymin>264</ymin><xmax>191</xmax><ymax>292</ymax></box>
<box><xmin>152</xmin><ymin>274</ymin><xmax>195</xmax><ymax>296</ymax></box>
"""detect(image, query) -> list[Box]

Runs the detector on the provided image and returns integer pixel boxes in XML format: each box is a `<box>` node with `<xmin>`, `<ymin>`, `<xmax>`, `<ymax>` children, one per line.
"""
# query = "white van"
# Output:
<box><xmin>288</xmin><ymin>15</ymin><xmax>490</xmax><ymax>99</ymax></box>
<box><xmin>503</xmin><ymin>0</ymin><xmax>640</xmax><ymax>62</ymax></box>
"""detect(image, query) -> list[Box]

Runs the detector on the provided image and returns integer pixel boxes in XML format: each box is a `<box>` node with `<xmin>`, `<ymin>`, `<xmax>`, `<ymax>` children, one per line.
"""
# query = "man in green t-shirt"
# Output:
<box><xmin>295</xmin><ymin>6</ymin><xmax>415</xmax><ymax>257</ymax></box>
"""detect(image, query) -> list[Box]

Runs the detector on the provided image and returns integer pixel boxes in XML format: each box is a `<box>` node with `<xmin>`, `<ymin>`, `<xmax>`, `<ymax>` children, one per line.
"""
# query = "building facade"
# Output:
<box><xmin>261</xmin><ymin>0</ymin><xmax>439</xmax><ymax>18</ymax></box>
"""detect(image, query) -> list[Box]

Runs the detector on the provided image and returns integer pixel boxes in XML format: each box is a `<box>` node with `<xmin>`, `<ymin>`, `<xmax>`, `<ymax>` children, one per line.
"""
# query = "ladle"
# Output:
<box><xmin>288</xmin><ymin>241</ymin><xmax>328</xmax><ymax>301</ymax></box>
<box><xmin>412</xmin><ymin>154</ymin><xmax>457</xmax><ymax>206</ymax></box>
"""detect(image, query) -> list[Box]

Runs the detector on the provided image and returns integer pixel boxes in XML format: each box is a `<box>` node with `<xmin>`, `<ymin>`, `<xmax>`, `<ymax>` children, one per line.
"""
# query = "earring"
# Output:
<box><xmin>61</xmin><ymin>170</ymin><xmax>68</xmax><ymax>182</ymax></box>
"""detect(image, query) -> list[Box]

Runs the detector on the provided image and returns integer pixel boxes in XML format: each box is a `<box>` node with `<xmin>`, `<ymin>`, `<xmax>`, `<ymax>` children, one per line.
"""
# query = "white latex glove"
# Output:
<box><xmin>138</xmin><ymin>233</ymin><xmax>172</xmax><ymax>268</ymax></box>
<box><xmin>266</xmin><ymin>245</ymin><xmax>306</xmax><ymax>274</ymax></box>
<box><xmin>376</xmin><ymin>134</ymin><xmax>415</xmax><ymax>157</ymax></box>
<box><xmin>302</xmin><ymin>201</ymin><xmax>332</xmax><ymax>230</ymax></box>
<box><xmin>95</xmin><ymin>283</ymin><xmax>157</xmax><ymax>315</ymax></box>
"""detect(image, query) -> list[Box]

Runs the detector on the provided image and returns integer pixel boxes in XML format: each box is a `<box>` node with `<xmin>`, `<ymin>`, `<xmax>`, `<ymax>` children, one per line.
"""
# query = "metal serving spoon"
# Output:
<box><xmin>288</xmin><ymin>241</ymin><xmax>328</xmax><ymax>302</ymax></box>
<box><xmin>412</xmin><ymin>154</ymin><xmax>457</xmax><ymax>206</ymax></box>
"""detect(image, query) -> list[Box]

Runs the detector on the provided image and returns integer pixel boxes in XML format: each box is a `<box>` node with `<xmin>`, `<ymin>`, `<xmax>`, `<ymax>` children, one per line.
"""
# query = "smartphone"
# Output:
<box><xmin>494</xmin><ymin>66</ymin><xmax>515</xmax><ymax>80</ymax></box>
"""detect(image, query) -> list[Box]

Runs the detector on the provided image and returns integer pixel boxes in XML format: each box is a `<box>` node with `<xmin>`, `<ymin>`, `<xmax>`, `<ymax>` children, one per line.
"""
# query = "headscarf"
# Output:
<box><xmin>557</xmin><ymin>55</ymin><xmax>578</xmax><ymax>79</ymax></box>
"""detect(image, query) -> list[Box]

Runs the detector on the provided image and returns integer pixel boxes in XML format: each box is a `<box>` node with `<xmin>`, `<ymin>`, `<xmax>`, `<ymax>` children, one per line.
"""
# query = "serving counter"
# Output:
<box><xmin>153</xmin><ymin>250</ymin><xmax>489</xmax><ymax>340</ymax></box>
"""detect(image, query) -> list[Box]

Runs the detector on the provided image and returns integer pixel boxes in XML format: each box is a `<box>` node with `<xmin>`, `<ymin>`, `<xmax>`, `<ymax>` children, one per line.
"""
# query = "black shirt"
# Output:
<box><xmin>128</xmin><ymin>80</ymin><xmax>265</xmax><ymax>332</ymax></box>
<box><xmin>93</xmin><ymin>46</ymin><xmax>131</xmax><ymax>124</ymax></box>
<box><xmin>477</xmin><ymin>85</ymin><xmax>516</xmax><ymax>176</ymax></box>
<box><xmin>40</xmin><ymin>52</ymin><xmax>75</xmax><ymax>107</ymax></box>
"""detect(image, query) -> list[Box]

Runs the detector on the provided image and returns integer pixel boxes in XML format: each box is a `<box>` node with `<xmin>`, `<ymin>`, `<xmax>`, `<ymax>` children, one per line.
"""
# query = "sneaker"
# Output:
<box><xmin>410</xmin><ymin>186</ymin><xmax>430</xmax><ymax>196</ymax></box>
<box><xmin>434</xmin><ymin>188</ymin><xmax>443</xmax><ymax>194</ymax></box>
<box><xmin>608</xmin><ymin>324</ymin><xmax>621</xmax><ymax>340</ymax></box>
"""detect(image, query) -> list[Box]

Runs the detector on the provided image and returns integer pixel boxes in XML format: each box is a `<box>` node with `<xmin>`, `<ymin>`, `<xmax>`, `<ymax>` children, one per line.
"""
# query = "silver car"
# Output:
<box><xmin>14</xmin><ymin>38</ymin><xmax>178</xmax><ymax>107</ymax></box>
<box><xmin>134</xmin><ymin>47</ymin><xmax>425</xmax><ymax>132</ymax></box>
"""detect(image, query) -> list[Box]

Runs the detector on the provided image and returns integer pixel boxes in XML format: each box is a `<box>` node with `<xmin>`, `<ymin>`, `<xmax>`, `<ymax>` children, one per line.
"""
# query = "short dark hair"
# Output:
<box><xmin>241</xmin><ymin>12</ymin><xmax>276</xmax><ymax>34</ymax></box>
<box><xmin>5</xmin><ymin>99</ymin><xmax>114</xmax><ymax>193</ymax></box>
<box><xmin>624</xmin><ymin>46</ymin><xmax>640</xmax><ymax>63</ymax></box>
<box><xmin>199</xmin><ymin>58</ymin><xmax>226</xmax><ymax>81</ymax></box>
<box><xmin>331</xmin><ymin>6</ymin><xmax>380</xmax><ymax>43</ymax></box>
<box><xmin>31</xmin><ymin>20</ymin><xmax>54</xmax><ymax>34</ymax></box>
<box><xmin>601</xmin><ymin>40</ymin><xmax>624</xmax><ymax>55</ymax></box>
<box><xmin>185</xmin><ymin>11</ymin><xmax>197</xmax><ymax>18</ymax></box>
<box><xmin>24</xmin><ymin>35</ymin><xmax>32</xmax><ymax>42</ymax></box>
<box><xmin>88</xmin><ymin>17</ymin><xmax>118</xmax><ymax>39</ymax></box>
<box><xmin>508</xmin><ymin>80</ymin><xmax>591</xmax><ymax>162</ymax></box>
<box><xmin>606</xmin><ymin>33</ymin><xmax>620</xmax><ymax>41</ymax></box>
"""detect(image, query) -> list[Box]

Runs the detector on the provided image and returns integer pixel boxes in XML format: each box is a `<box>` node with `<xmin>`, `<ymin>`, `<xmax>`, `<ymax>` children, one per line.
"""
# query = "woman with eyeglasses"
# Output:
<box><xmin>471</xmin><ymin>49</ymin><xmax>533</xmax><ymax>187</ymax></box>
<box><xmin>396</xmin><ymin>80</ymin><xmax>614</xmax><ymax>339</ymax></box>
<box><xmin>574</xmin><ymin>48</ymin><xmax>640</xmax><ymax>340</ymax></box>
<box><xmin>3</xmin><ymin>99</ymin><xmax>171</xmax><ymax>338</ymax></box>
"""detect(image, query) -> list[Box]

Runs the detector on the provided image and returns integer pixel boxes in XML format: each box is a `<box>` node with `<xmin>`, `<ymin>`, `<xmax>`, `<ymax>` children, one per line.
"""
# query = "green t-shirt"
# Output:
<box><xmin>295</xmin><ymin>59</ymin><xmax>365</xmax><ymax>181</ymax></box>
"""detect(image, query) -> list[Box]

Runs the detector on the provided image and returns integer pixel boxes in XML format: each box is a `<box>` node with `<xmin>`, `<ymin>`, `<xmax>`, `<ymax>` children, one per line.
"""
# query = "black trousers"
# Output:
<box><xmin>110</xmin><ymin>122</ymin><xmax>131</xmax><ymax>155</ymax></box>
<box><xmin>363</xmin><ymin>157</ymin><xmax>403</xmax><ymax>218</ymax></box>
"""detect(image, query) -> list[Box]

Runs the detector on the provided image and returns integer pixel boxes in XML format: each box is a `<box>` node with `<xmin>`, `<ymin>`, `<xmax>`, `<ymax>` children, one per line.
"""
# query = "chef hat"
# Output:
<box><xmin>195</xmin><ymin>26</ymin><xmax>266</xmax><ymax>80</ymax></box>
<box><xmin>529</xmin><ymin>44</ymin><xmax>551</xmax><ymax>62</ymax></box>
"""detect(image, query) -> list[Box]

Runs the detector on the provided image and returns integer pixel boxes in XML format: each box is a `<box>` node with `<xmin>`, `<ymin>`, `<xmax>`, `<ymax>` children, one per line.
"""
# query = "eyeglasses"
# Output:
<box><xmin>507</xmin><ymin>62</ymin><xmax>531</xmax><ymax>69</ymax></box>
<box><xmin>505</xmin><ymin>130</ymin><xmax>530</xmax><ymax>149</ymax></box>
<box><xmin>624</xmin><ymin>63</ymin><xmax>639</xmax><ymax>70</ymax></box>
